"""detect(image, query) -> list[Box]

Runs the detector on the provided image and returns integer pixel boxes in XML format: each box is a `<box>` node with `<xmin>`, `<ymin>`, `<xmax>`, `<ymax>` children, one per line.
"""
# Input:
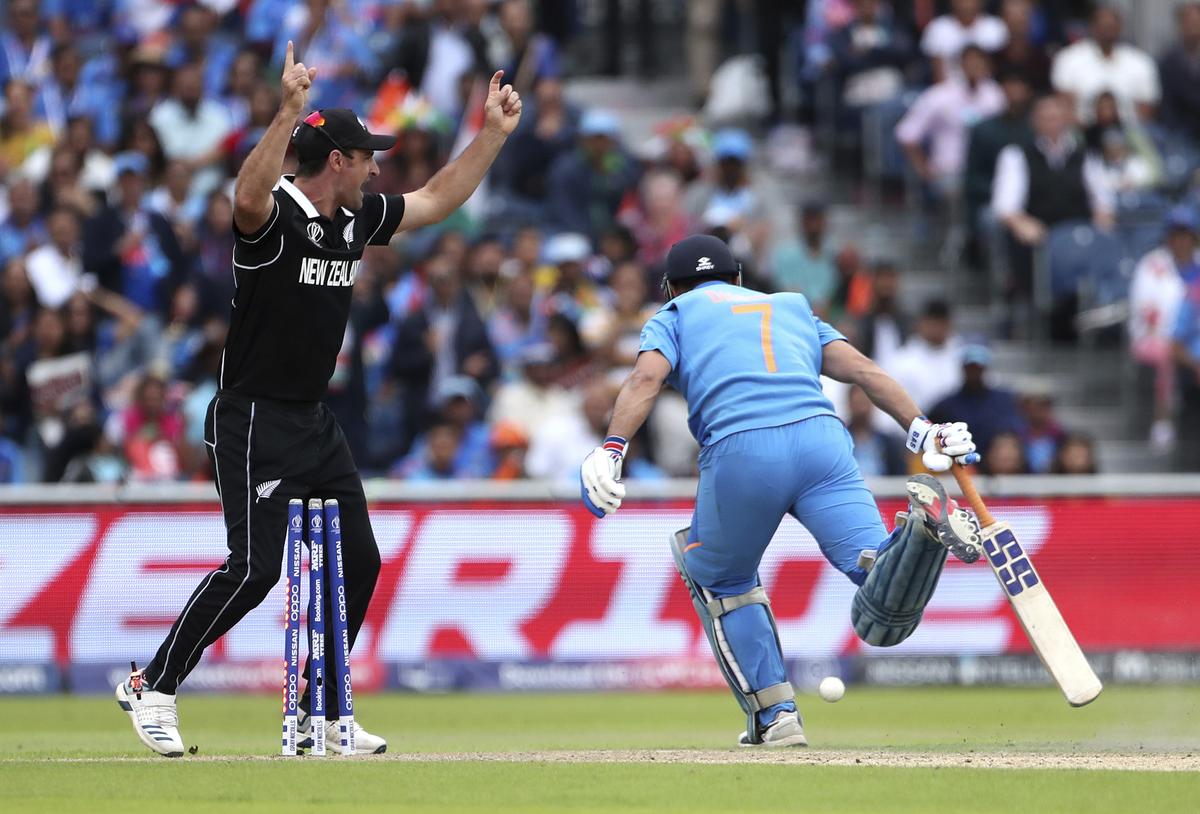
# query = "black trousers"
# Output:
<box><xmin>144</xmin><ymin>392</ymin><xmax>381</xmax><ymax>717</ymax></box>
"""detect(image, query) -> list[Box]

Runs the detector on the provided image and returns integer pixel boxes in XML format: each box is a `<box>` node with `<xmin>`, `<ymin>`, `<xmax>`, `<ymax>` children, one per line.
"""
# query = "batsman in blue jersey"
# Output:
<box><xmin>580</xmin><ymin>235</ymin><xmax>984</xmax><ymax>747</ymax></box>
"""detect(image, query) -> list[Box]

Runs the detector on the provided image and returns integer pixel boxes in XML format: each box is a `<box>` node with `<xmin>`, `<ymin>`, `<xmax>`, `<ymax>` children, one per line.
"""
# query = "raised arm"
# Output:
<box><xmin>821</xmin><ymin>338</ymin><xmax>978</xmax><ymax>470</ymax></box>
<box><xmin>233</xmin><ymin>41</ymin><xmax>316</xmax><ymax>235</ymax></box>
<box><xmin>399</xmin><ymin>71</ymin><xmax>522</xmax><ymax>231</ymax></box>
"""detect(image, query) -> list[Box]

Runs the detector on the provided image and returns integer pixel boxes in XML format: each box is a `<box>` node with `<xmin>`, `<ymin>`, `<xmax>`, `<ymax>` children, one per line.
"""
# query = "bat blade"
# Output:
<box><xmin>980</xmin><ymin>521</ymin><xmax>1103</xmax><ymax>707</ymax></box>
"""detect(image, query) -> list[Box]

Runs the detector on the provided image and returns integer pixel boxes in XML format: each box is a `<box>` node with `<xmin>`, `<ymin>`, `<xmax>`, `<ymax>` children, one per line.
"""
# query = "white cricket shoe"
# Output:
<box><xmin>738</xmin><ymin>710</ymin><xmax>808</xmax><ymax>748</ymax></box>
<box><xmin>905</xmin><ymin>473</ymin><xmax>983</xmax><ymax>564</ymax></box>
<box><xmin>115</xmin><ymin>672</ymin><xmax>184</xmax><ymax>757</ymax></box>
<box><xmin>298</xmin><ymin>711</ymin><xmax>387</xmax><ymax>754</ymax></box>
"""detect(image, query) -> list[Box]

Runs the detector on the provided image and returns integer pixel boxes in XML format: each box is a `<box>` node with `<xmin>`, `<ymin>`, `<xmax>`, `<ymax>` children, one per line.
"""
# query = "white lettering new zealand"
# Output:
<box><xmin>298</xmin><ymin>257</ymin><xmax>361</xmax><ymax>287</ymax></box>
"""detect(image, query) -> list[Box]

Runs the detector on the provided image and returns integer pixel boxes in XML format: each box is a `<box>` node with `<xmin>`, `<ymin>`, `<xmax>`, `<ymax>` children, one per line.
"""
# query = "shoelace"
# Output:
<box><xmin>147</xmin><ymin>703</ymin><xmax>179</xmax><ymax>728</ymax></box>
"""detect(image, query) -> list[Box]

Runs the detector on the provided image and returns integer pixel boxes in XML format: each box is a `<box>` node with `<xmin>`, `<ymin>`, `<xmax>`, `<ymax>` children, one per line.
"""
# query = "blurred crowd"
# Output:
<box><xmin>1</xmin><ymin>0</ymin><xmax>1196</xmax><ymax>484</ymax></box>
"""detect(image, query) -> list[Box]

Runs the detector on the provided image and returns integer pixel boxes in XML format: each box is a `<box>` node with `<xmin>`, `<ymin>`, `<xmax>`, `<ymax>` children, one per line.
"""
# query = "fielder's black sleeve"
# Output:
<box><xmin>360</xmin><ymin>193</ymin><xmax>407</xmax><ymax>245</ymax></box>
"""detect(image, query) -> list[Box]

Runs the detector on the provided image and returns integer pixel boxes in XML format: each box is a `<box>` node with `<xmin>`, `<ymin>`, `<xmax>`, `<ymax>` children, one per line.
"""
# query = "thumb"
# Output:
<box><xmin>307</xmin><ymin>66</ymin><xmax>318</xmax><ymax>82</ymax></box>
<box><xmin>922</xmin><ymin>450</ymin><xmax>952</xmax><ymax>473</ymax></box>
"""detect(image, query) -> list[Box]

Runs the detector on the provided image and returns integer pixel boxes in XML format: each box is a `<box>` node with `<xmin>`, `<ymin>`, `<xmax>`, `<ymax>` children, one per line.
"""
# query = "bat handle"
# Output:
<box><xmin>951</xmin><ymin>463</ymin><xmax>995</xmax><ymax>528</ymax></box>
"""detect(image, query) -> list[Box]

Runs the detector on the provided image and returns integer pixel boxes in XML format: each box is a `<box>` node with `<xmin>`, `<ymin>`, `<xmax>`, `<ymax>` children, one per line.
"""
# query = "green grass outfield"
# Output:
<box><xmin>1</xmin><ymin>687</ymin><xmax>1197</xmax><ymax>813</ymax></box>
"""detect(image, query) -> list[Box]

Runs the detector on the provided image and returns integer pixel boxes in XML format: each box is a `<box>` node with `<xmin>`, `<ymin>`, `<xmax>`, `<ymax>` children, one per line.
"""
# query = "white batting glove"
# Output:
<box><xmin>907</xmin><ymin>418</ymin><xmax>979</xmax><ymax>473</ymax></box>
<box><xmin>580</xmin><ymin>436</ymin><xmax>627</xmax><ymax>517</ymax></box>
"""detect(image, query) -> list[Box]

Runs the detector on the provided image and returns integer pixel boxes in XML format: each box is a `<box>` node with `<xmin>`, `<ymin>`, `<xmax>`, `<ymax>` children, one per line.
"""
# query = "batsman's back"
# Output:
<box><xmin>643</xmin><ymin>282</ymin><xmax>843</xmax><ymax>447</ymax></box>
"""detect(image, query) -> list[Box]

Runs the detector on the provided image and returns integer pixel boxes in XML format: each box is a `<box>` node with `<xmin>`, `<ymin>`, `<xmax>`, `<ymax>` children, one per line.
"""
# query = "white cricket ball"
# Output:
<box><xmin>818</xmin><ymin>676</ymin><xmax>845</xmax><ymax>703</ymax></box>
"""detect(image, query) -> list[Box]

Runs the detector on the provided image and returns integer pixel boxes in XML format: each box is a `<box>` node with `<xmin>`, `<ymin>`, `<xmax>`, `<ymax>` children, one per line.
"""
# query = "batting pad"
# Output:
<box><xmin>850</xmin><ymin>511</ymin><xmax>947</xmax><ymax>647</ymax></box>
<box><xmin>670</xmin><ymin>529</ymin><xmax>794</xmax><ymax>744</ymax></box>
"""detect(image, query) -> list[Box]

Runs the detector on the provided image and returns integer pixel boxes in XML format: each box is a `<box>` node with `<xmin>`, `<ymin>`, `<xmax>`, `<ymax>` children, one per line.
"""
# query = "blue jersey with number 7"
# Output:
<box><xmin>638</xmin><ymin>281</ymin><xmax>846</xmax><ymax>447</ymax></box>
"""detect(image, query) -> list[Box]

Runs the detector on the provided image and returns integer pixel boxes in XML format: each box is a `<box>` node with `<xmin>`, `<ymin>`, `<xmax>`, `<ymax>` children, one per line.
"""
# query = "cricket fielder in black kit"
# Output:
<box><xmin>116</xmin><ymin>42</ymin><xmax>522</xmax><ymax>757</ymax></box>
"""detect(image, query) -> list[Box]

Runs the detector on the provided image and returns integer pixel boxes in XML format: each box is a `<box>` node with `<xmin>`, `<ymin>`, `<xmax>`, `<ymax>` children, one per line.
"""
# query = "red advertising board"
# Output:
<box><xmin>0</xmin><ymin>497</ymin><xmax>1196</xmax><ymax>692</ymax></box>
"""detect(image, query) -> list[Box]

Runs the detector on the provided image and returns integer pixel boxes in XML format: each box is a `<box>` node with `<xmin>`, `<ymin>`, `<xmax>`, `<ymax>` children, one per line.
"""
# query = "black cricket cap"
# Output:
<box><xmin>291</xmin><ymin>108</ymin><xmax>397</xmax><ymax>162</ymax></box>
<box><xmin>664</xmin><ymin>234</ymin><xmax>740</xmax><ymax>285</ymax></box>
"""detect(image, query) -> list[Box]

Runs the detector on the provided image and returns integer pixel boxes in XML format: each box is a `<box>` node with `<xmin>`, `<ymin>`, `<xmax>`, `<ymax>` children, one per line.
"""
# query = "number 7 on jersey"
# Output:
<box><xmin>731</xmin><ymin>303</ymin><xmax>776</xmax><ymax>373</ymax></box>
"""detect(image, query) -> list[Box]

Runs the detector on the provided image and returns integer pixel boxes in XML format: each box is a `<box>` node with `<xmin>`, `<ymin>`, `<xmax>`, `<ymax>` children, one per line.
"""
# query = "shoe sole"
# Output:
<box><xmin>298</xmin><ymin>733</ymin><xmax>387</xmax><ymax>755</ymax></box>
<box><xmin>114</xmin><ymin>682</ymin><xmax>183</xmax><ymax>758</ymax></box>
<box><xmin>906</xmin><ymin>475</ymin><xmax>983</xmax><ymax>564</ymax></box>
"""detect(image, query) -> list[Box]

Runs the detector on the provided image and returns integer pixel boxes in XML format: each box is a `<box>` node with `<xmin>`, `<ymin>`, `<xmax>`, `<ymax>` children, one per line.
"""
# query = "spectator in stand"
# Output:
<box><xmin>221</xmin><ymin>48</ymin><xmax>265</xmax><ymax>130</ymax></box>
<box><xmin>1051</xmin><ymin>432</ymin><xmax>1099</xmax><ymax>474</ymax></box>
<box><xmin>854</xmin><ymin>259</ymin><xmax>908</xmax><ymax>366</ymax></box>
<box><xmin>1129</xmin><ymin>207</ymin><xmax>1200</xmax><ymax>453</ymax></box>
<box><xmin>0</xmin><ymin>0</ymin><xmax>53</xmax><ymax>86</ymax></box>
<box><xmin>0</xmin><ymin>257</ymin><xmax>37</xmax><ymax>355</ymax></box>
<box><xmin>391</xmin><ymin>252</ymin><xmax>497</xmax><ymax>444</ymax></box>
<box><xmin>26</xmin><ymin>206</ymin><xmax>86</xmax><ymax>310</ymax></box>
<box><xmin>82</xmin><ymin>151</ymin><xmax>185</xmax><ymax>313</ymax></box>
<box><xmin>463</xmin><ymin>234</ymin><xmax>507</xmax><ymax>320</ymax></box>
<box><xmin>398</xmin><ymin>421</ymin><xmax>465</xmax><ymax>481</ymax></box>
<box><xmin>827</xmin><ymin>244</ymin><xmax>873</xmax><ymax>326</ymax></box>
<box><xmin>580</xmin><ymin>259</ymin><xmax>655</xmax><ymax>376</ymax></box>
<box><xmin>0</xmin><ymin>177</ymin><xmax>47</xmax><ymax>266</ymax></box>
<box><xmin>896</xmin><ymin>45</ymin><xmax>1005</xmax><ymax>201</ymax></box>
<box><xmin>545</xmin><ymin>108</ymin><xmax>640</xmax><ymax>240</ymax></box>
<box><xmin>545</xmin><ymin>312</ymin><xmax>595</xmax><ymax>390</ymax></box>
<box><xmin>826</xmin><ymin>0</ymin><xmax>914</xmax><ymax>124</ymax></box>
<box><xmin>929</xmin><ymin>340</ymin><xmax>1025</xmax><ymax>458</ymax></box>
<box><xmin>148</xmin><ymin>63</ymin><xmax>233</xmax><ymax>198</ymax></box>
<box><xmin>1159</xmin><ymin>2</ymin><xmax>1200</xmax><ymax>143</ymax></box>
<box><xmin>992</xmin><ymin>0</ymin><xmax>1051</xmax><ymax>92</ymax></box>
<box><xmin>125</xmin><ymin>44</ymin><xmax>173</xmax><ymax>123</ymax></box>
<box><xmin>192</xmin><ymin>190</ymin><xmax>236</xmax><ymax>319</ymax></box>
<box><xmin>769</xmin><ymin>201</ymin><xmax>836</xmax><ymax>307</ymax></box>
<box><xmin>167</xmin><ymin>5</ymin><xmax>238</xmax><ymax>99</ymax></box>
<box><xmin>491</xmin><ymin>75</ymin><xmax>577</xmax><ymax>222</ymax></box>
<box><xmin>920</xmin><ymin>0</ymin><xmax>1008</xmax><ymax>81</ymax></box>
<box><xmin>146</xmin><ymin>160</ymin><xmax>204</xmax><ymax>242</ymax></box>
<box><xmin>488</xmin><ymin>270</ymin><xmax>546</xmax><ymax>379</ymax></box>
<box><xmin>488</xmin><ymin>420</ymin><xmax>529</xmax><ymax>479</ymax></box>
<box><xmin>535</xmin><ymin>232</ymin><xmax>608</xmax><ymax>318</ymax></box>
<box><xmin>490</xmin><ymin>0</ymin><xmax>561</xmax><ymax>94</ymax></box>
<box><xmin>224</xmin><ymin>81</ymin><xmax>283</xmax><ymax>175</ymax></box>
<box><xmin>964</xmin><ymin>68</ymin><xmax>1033</xmax><ymax>251</ymax></box>
<box><xmin>1171</xmin><ymin>269</ymin><xmax>1200</xmax><ymax>470</ymax></box>
<box><xmin>686</xmin><ymin>129</ymin><xmax>766</xmax><ymax>246</ymax></box>
<box><xmin>1051</xmin><ymin>6</ymin><xmax>1159</xmax><ymax>123</ymax></box>
<box><xmin>883</xmin><ymin>299</ymin><xmax>962</xmax><ymax>422</ymax></box>
<box><xmin>1083</xmin><ymin>92</ymin><xmax>1162</xmax><ymax>196</ymax></box>
<box><xmin>526</xmin><ymin>377</ymin><xmax>616</xmax><ymax>480</ymax></box>
<box><xmin>621</xmin><ymin>169</ymin><xmax>693</xmax><ymax>271</ymax></box>
<box><xmin>992</xmin><ymin>95</ymin><xmax>1115</xmax><ymax>301</ymax></box>
<box><xmin>983</xmin><ymin>430</ymin><xmax>1028</xmax><ymax>475</ymax></box>
<box><xmin>23</xmin><ymin>115</ymin><xmax>116</xmax><ymax>197</ymax></box>
<box><xmin>272</xmin><ymin>0</ymin><xmax>377</xmax><ymax>111</ymax></box>
<box><xmin>38</xmin><ymin>145</ymin><xmax>100</xmax><ymax>218</ymax></box>
<box><xmin>1019</xmin><ymin>391</ymin><xmax>1066</xmax><ymax>474</ymax></box>
<box><xmin>0</xmin><ymin>79</ymin><xmax>57</xmax><ymax>176</ymax></box>
<box><xmin>1093</xmin><ymin>128</ymin><xmax>1159</xmax><ymax>197</ymax></box>
<box><xmin>108</xmin><ymin>370</ymin><xmax>188</xmax><ymax>482</ymax></box>
<box><xmin>393</xmin><ymin>376</ymin><xmax>494</xmax><ymax>479</ymax></box>
<box><xmin>488</xmin><ymin>341</ymin><xmax>579</xmax><ymax>440</ymax></box>
<box><xmin>35</xmin><ymin>43</ymin><xmax>121</xmax><ymax>150</ymax></box>
<box><xmin>844</xmin><ymin>384</ymin><xmax>907</xmax><ymax>476</ymax></box>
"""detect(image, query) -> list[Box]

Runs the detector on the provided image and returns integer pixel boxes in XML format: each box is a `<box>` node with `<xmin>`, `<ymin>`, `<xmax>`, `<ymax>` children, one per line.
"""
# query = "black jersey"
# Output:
<box><xmin>220</xmin><ymin>176</ymin><xmax>405</xmax><ymax>402</ymax></box>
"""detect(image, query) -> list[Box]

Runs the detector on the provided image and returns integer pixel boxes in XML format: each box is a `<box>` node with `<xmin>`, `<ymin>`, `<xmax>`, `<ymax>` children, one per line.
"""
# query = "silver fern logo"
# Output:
<box><xmin>343</xmin><ymin>220</ymin><xmax>355</xmax><ymax>245</ymax></box>
<box><xmin>255</xmin><ymin>479</ymin><xmax>281</xmax><ymax>502</ymax></box>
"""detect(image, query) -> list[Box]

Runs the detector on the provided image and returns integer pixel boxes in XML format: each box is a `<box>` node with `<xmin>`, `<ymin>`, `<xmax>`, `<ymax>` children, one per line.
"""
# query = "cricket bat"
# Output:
<box><xmin>952</xmin><ymin>464</ymin><xmax>1103</xmax><ymax>707</ymax></box>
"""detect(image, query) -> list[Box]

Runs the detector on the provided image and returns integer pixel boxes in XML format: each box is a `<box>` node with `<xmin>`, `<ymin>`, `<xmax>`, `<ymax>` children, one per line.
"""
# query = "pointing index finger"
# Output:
<box><xmin>489</xmin><ymin>70</ymin><xmax>503</xmax><ymax>94</ymax></box>
<box><xmin>285</xmin><ymin>40</ymin><xmax>295</xmax><ymax>72</ymax></box>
